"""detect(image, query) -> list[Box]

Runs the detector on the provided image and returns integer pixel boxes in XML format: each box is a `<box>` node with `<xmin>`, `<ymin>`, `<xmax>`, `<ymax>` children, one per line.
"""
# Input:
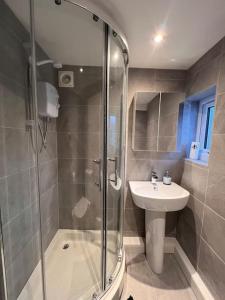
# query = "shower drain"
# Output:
<box><xmin>62</xmin><ymin>243</ymin><xmax>70</xmax><ymax>250</ymax></box>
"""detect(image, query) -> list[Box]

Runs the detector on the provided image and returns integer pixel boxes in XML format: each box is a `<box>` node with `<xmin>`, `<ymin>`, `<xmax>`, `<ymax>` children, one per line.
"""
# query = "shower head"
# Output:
<box><xmin>36</xmin><ymin>59</ymin><xmax>62</xmax><ymax>69</ymax></box>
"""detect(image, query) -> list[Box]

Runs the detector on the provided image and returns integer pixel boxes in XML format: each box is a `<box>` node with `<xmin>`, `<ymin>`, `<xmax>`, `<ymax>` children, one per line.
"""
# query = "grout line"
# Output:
<box><xmin>197</xmin><ymin>167</ymin><xmax>209</xmax><ymax>269</ymax></box>
<box><xmin>200</xmin><ymin>236</ymin><xmax>225</xmax><ymax>266</ymax></box>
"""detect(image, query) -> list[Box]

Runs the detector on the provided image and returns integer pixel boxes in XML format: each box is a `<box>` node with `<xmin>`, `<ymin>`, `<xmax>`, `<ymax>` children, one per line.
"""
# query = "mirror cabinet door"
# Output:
<box><xmin>132</xmin><ymin>92</ymin><xmax>185</xmax><ymax>152</ymax></box>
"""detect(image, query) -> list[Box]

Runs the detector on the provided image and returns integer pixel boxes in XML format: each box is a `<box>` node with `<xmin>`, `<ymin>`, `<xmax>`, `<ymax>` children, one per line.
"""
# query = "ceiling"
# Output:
<box><xmin>5</xmin><ymin>0</ymin><xmax>225</xmax><ymax>69</ymax></box>
<box><xmin>95</xmin><ymin>0</ymin><xmax>225</xmax><ymax>69</ymax></box>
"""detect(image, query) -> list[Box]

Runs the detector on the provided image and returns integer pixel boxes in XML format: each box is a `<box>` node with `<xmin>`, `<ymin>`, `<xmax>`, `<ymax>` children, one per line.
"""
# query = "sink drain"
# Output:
<box><xmin>63</xmin><ymin>243</ymin><xmax>70</xmax><ymax>250</ymax></box>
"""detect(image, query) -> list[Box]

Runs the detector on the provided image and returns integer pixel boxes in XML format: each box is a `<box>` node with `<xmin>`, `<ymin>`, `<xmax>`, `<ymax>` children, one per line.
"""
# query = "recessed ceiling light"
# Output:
<box><xmin>170</xmin><ymin>58</ymin><xmax>176</xmax><ymax>62</ymax></box>
<box><xmin>79</xmin><ymin>67</ymin><xmax>83</xmax><ymax>73</ymax></box>
<box><xmin>153</xmin><ymin>33</ymin><xmax>164</xmax><ymax>44</ymax></box>
<box><xmin>113</xmin><ymin>52</ymin><xmax>119</xmax><ymax>61</ymax></box>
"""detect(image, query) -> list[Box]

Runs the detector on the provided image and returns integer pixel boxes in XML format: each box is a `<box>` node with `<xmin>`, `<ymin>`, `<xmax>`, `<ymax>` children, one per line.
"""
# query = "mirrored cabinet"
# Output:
<box><xmin>132</xmin><ymin>91</ymin><xmax>185</xmax><ymax>152</ymax></box>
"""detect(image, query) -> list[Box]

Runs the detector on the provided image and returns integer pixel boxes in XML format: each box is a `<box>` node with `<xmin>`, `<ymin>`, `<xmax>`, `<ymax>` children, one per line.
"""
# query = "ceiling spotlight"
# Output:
<box><xmin>170</xmin><ymin>58</ymin><xmax>176</xmax><ymax>62</ymax></box>
<box><xmin>79</xmin><ymin>67</ymin><xmax>83</xmax><ymax>73</ymax></box>
<box><xmin>153</xmin><ymin>33</ymin><xmax>164</xmax><ymax>44</ymax></box>
<box><xmin>113</xmin><ymin>52</ymin><xmax>119</xmax><ymax>61</ymax></box>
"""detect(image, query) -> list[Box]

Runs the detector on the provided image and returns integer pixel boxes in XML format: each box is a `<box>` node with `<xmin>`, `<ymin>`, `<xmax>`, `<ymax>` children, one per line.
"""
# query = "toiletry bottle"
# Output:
<box><xmin>163</xmin><ymin>170</ymin><xmax>172</xmax><ymax>185</ymax></box>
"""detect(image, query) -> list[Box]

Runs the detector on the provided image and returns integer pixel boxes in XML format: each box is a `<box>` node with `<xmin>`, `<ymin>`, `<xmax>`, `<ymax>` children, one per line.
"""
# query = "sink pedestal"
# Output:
<box><xmin>145</xmin><ymin>210</ymin><xmax>166</xmax><ymax>274</ymax></box>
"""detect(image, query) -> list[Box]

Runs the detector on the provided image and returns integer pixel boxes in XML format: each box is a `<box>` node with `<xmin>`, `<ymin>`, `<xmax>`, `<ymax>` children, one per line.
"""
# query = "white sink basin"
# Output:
<box><xmin>129</xmin><ymin>181</ymin><xmax>189</xmax><ymax>212</ymax></box>
<box><xmin>129</xmin><ymin>181</ymin><xmax>190</xmax><ymax>274</ymax></box>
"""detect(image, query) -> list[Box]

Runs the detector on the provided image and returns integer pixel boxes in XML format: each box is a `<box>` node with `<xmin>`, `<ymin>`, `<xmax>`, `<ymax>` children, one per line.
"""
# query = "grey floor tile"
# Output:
<box><xmin>121</xmin><ymin>246</ymin><xmax>196</xmax><ymax>300</ymax></box>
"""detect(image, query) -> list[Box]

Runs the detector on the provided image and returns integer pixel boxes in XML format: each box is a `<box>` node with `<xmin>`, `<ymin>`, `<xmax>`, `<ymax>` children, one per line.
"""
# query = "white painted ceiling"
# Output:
<box><xmin>5</xmin><ymin>0</ymin><xmax>225</xmax><ymax>69</ymax></box>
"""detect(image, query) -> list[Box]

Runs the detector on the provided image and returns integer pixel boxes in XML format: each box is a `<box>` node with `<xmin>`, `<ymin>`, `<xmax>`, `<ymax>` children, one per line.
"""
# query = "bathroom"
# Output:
<box><xmin>0</xmin><ymin>0</ymin><xmax>225</xmax><ymax>299</ymax></box>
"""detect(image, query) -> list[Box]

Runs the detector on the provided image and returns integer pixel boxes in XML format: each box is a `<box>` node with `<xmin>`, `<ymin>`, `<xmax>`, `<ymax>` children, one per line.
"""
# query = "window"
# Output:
<box><xmin>196</xmin><ymin>96</ymin><xmax>215</xmax><ymax>159</ymax></box>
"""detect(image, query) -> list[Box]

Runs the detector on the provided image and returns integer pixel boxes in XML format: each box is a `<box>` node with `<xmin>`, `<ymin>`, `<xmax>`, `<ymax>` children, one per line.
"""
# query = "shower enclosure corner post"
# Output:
<box><xmin>119</xmin><ymin>55</ymin><xmax>129</xmax><ymax>254</ymax></box>
<box><xmin>101</xmin><ymin>22</ymin><xmax>110</xmax><ymax>292</ymax></box>
<box><xmin>29</xmin><ymin>0</ymin><xmax>47</xmax><ymax>299</ymax></box>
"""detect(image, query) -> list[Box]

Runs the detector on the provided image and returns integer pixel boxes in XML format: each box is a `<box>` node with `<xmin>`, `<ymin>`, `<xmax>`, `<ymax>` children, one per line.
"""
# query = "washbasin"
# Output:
<box><xmin>129</xmin><ymin>181</ymin><xmax>189</xmax><ymax>212</ymax></box>
<box><xmin>129</xmin><ymin>180</ymin><xmax>190</xmax><ymax>274</ymax></box>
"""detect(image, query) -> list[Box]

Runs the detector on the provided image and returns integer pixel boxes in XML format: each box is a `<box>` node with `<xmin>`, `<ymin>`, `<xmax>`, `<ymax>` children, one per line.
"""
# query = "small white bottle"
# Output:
<box><xmin>163</xmin><ymin>170</ymin><xmax>172</xmax><ymax>185</ymax></box>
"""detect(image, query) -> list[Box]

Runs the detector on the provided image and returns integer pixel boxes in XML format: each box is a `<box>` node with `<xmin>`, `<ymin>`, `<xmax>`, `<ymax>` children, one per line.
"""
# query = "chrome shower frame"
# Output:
<box><xmin>28</xmin><ymin>0</ymin><xmax>129</xmax><ymax>299</ymax></box>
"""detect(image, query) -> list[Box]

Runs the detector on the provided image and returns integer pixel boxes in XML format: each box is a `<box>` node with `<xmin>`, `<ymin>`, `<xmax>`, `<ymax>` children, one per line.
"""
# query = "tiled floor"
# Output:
<box><xmin>121</xmin><ymin>246</ymin><xmax>196</xmax><ymax>300</ymax></box>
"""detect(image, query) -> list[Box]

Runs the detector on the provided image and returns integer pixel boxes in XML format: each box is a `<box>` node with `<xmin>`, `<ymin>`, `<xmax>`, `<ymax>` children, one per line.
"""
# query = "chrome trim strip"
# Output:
<box><xmin>101</xmin><ymin>23</ymin><xmax>109</xmax><ymax>292</ymax></box>
<box><xmin>29</xmin><ymin>0</ymin><xmax>47</xmax><ymax>299</ymax></box>
<box><xmin>0</xmin><ymin>211</ymin><xmax>8</xmax><ymax>300</ymax></box>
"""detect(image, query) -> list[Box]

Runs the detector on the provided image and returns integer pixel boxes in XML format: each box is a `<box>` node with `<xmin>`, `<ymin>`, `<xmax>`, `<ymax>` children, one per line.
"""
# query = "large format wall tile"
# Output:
<box><xmin>206</xmin><ymin>170</ymin><xmax>225</xmax><ymax>219</ymax></box>
<box><xmin>57</xmin><ymin>105</ymin><xmax>100</xmax><ymax>133</ymax></box>
<box><xmin>5</xmin><ymin>128</ymin><xmax>31</xmax><ymax>175</ymax></box>
<box><xmin>2</xmin><ymin>83</ymin><xmax>27</xmax><ymax>129</ymax></box>
<box><xmin>198</xmin><ymin>238</ymin><xmax>225</xmax><ymax>300</ymax></box>
<box><xmin>181</xmin><ymin>161</ymin><xmax>208</xmax><ymax>202</ymax></box>
<box><xmin>57</xmin><ymin>132</ymin><xmax>100</xmax><ymax>159</ymax></box>
<box><xmin>0</xmin><ymin>127</ymin><xmax>6</xmax><ymax>177</ymax></box>
<box><xmin>208</xmin><ymin>134</ymin><xmax>225</xmax><ymax>174</ymax></box>
<box><xmin>39</xmin><ymin>159</ymin><xmax>58</xmax><ymax>194</ymax></box>
<box><xmin>214</xmin><ymin>94</ymin><xmax>225</xmax><ymax>134</ymax></box>
<box><xmin>202</xmin><ymin>206</ymin><xmax>225</xmax><ymax>262</ymax></box>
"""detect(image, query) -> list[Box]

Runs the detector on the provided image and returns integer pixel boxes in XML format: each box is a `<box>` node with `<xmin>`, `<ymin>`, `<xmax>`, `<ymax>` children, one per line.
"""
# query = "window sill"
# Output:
<box><xmin>185</xmin><ymin>158</ymin><xmax>208</xmax><ymax>168</ymax></box>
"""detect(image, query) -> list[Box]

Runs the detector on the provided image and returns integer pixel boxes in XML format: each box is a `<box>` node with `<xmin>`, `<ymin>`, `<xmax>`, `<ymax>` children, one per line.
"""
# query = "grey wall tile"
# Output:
<box><xmin>0</xmin><ymin>127</ymin><xmax>6</xmax><ymax>177</ymax></box>
<box><xmin>0</xmin><ymin>177</ymin><xmax>7</xmax><ymax>223</ymax></box>
<box><xmin>209</xmin><ymin>134</ymin><xmax>225</xmax><ymax>174</ymax></box>
<box><xmin>2</xmin><ymin>203</ymin><xmax>37</xmax><ymax>267</ymax></box>
<box><xmin>5</xmin><ymin>128</ymin><xmax>30</xmax><ymax>175</ymax></box>
<box><xmin>5</xmin><ymin>234</ymin><xmax>41</xmax><ymax>300</ymax></box>
<box><xmin>217</xmin><ymin>53</ymin><xmax>225</xmax><ymax>94</ymax></box>
<box><xmin>154</xmin><ymin>79</ymin><xmax>185</xmax><ymax>93</ymax></box>
<box><xmin>181</xmin><ymin>161</ymin><xmax>208</xmax><ymax>202</ymax></box>
<box><xmin>0</xmin><ymin>80</ymin><xmax>3</xmax><ymax>127</ymax></box>
<box><xmin>58</xmin><ymin>132</ymin><xmax>100</xmax><ymax>159</ymax></box>
<box><xmin>189</xmin><ymin>39</ymin><xmax>223</xmax><ymax>77</ymax></box>
<box><xmin>214</xmin><ymin>94</ymin><xmax>225</xmax><ymax>134</ymax></box>
<box><xmin>124</xmin><ymin>208</ymin><xmax>145</xmax><ymax>237</ymax></box>
<box><xmin>39</xmin><ymin>160</ymin><xmax>58</xmax><ymax>194</ymax></box>
<box><xmin>186</xmin><ymin>58</ymin><xmax>219</xmax><ymax>96</ymax></box>
<box><xmin>202</xmin><ymin>206</ymin><xmax>225</xmax><ymax>262</ymax></box>
<box><xmin>4</xmin><ymin>170</ymin><xmax>31</xmax><ymax>224</ymax></box>
<box><xmin>155</xmin><ymin>69</ymin><xmax>186</xmax><ymax>81</ymax></box>
<box><xmin>206</xmin><ymin>170</ymin><xmax>225</xmax><ymax>218</ymax></box>
<box><xmin>177</xmin><ymin>217</ymin><xmax>200</xmax><ymax>269</ymax></box>
<box><xmin>198</xmin><ymin>238</ymin><xmax>225</xmax><ymax>299</ymax></box>
<box><xmin>57</xmin><ymin>105</ymin><xmax>100</xmax><ymax>133</ymax></box>
<box><xmin>2</xmin><ymin>83</ymin><xmax>27</xmax><ymax>129</ymax></box>
<box><xmin>58</xmin><ymin>158</ymin><xmax>95</xmax><ymax>185</ymax></box>
<box><xmin>39</xmin><ymin>131</ymin><xmax>57</xmax><ymax>163</ymax></box>
<box><xmin>126</xmin><ymin>159</ymin><xmax>152</xmax><ymax>181</ymax></box>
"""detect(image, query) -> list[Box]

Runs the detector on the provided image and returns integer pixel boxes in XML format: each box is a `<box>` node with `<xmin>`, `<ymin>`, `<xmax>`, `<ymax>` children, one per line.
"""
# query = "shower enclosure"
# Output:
<box><xmin>0</xmin><ymin>0</ymin><xmax>128</xmax><ymax>299</ymax></box>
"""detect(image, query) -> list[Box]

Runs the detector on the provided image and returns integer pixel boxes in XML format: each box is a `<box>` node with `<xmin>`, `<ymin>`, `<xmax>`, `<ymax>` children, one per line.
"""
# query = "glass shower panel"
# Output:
<box><xmin>106</xmin><ymin>28</ymin><xmax>125</xmax><ymax>282</ymax></box>
<box><xmin>0</xmin><ymin>0</ymin><xmax>44</xmax><ymax>299</ymax></box>
<box><xmin>34</xmin><ymin>1</ymin><xmax>104</xmax><ymax>299</ymax></box>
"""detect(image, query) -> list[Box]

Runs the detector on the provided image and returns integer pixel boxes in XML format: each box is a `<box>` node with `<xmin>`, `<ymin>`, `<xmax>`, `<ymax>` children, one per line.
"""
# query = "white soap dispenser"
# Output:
<box><xmin>163</xmin><ymin>170</ymin><xmax>172</xmax><ymax>185</ymax></box>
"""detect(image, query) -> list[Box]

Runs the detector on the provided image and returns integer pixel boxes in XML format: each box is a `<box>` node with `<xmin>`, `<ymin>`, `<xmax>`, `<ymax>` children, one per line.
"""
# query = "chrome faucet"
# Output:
<box><xmin>151</xmin><ymin>170</ymin><xmax>158</xmax><ymax>183</ymax></box>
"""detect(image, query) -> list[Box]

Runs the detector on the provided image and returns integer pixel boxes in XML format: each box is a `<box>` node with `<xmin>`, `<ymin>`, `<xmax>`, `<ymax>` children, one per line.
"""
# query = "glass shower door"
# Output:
<box><xmin>106</xmin><ymin>28</ymin><xmax>125</xmax><ymax>283</ymax></box>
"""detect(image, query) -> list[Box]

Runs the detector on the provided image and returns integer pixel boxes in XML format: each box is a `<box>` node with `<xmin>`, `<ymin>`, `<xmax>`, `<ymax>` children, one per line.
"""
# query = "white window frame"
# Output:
<box><xmin>196</xmin><ymin>95</ymin><xmax>215</xmax><ymax>152</ymax></box>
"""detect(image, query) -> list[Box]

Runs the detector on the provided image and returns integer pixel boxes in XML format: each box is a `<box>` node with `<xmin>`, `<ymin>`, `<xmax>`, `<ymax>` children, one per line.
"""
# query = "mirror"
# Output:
<box><xmin>132</xmin><ymin>91</ymin><xmax>185</xmax><ymax>152</ymax></box>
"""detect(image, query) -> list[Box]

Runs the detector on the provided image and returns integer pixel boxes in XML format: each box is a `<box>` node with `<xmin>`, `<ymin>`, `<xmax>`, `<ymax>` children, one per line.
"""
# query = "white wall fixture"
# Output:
<box><xmin>58</xmin><ymin>70</ymin><xmax>74</xmax><ymax>88</ymax></box>
<box><xmin>37</xmin><ymin>81</ymin><xmax>60</xmax><ymax>118</ymax></box>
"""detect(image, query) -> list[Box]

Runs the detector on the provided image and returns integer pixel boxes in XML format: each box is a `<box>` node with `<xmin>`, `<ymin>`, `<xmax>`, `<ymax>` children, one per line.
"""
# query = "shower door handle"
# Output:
<box><xmin>93</xmin><ymin>159</ymin><xmax>102</xmax><ymax>191</ymax></box>
<box><xmin>108</xmin><ymin>157</ymin><xmax>118</xmax><ymax>186</ymax></box>
<box><xmin>0</xmin><ymin>211</ymin><xmax>7</xmax><ymax>300</ymax></box>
